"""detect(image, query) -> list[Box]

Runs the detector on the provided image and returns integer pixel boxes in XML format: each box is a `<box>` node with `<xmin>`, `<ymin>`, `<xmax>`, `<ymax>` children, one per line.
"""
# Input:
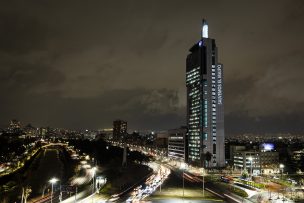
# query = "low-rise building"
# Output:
<box><xmin>154</xmin><ymin>131</ymin><xmax>168</xmax><ymax>148</ymax></box>
<box><xmin>232</xmin><ymin>143</ymin><xmax>279</xmax><ymax>175</ymax></box>
<box><xmin>233</xmin><ymin>151</ymin><xmax>260</xmax><ymax>175</ymax></box>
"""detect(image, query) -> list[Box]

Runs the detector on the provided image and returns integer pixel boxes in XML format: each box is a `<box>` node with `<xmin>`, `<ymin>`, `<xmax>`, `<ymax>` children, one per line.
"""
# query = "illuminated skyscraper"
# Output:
<box><xmin>186</xmin><ymin>19</ymin><xmax>225</xmax><ymax>167</ymax></box>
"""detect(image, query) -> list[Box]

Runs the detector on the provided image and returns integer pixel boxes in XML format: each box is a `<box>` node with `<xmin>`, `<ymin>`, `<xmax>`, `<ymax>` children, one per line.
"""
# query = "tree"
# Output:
<box><xmin>299</xmin><ymin>178</ymin><xmax>304</xmax><ymax>186</ymax></box>
<box><xmin>205</xmin><ymin>151</ymin><xmax>212</xmax><ymax>168</ymax></box>
<box><xmin>241</xmin><ymin>169</ymin><xmax>249</xmax><ymax>179</ymax></box>
<box><xmin>21</xmin><ymin>186</ymin><xmax>32</xmax><ymax>203</ymax></box>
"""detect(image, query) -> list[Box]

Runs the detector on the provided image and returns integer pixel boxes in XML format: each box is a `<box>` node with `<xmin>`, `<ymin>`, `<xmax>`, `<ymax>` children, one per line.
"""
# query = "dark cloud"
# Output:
<box><xmin>0</xmin><ymin>55</ymin><xmax>65</xmax><ymax>95</ymax></box>
<box><xmin>0</xmin><ymin>0</ymin><xmax>303</xmax><ymax>134</ymax></box>
<box><xmin>225</xmin><ymin>50</ymin><xmax>304</xmax><ymax>118</ymax></box>
<box><xmin>0</xmin><ymin>10</ymin><xmax>47</xmax><ymax>54</ymax></box>
<box><xmin>226</xmin><ymin>112</ymin><xmax>304</xmax><ymax>135</ymax></box>
<box><xmin>0</xmin><ymin>88</ymin><xmax>185</xmax><ymax>130</ymax></box>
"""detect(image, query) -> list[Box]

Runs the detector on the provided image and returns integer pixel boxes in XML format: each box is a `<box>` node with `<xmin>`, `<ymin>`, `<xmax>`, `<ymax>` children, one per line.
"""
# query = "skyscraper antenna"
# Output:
<box><xmin>202</xmin><ymin>19</ymin><xmax>208</xmax><ymax>38</ymax></box>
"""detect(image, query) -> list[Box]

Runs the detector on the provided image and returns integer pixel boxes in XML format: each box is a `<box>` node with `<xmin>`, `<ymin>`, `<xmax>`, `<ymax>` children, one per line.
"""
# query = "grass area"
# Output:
<box><xmin>205</xmin><ymin>175</ymin><xmax>220</xmax><ymax>182</ymax></box>
<box><xmin>99</xmin><ymin>183</ymin><xmax>112</xmax><ymax>198</ymax></box>
<box><xmin>147</xmin><ymin>187</ymin><xmax>222</xmax><ymax>201</ymax></box>
<box><xmin>217</xmin><ymin>182</ymin><xmax>248</xmax><ymax>198</ymax></box>
<box><xmin>271</xmin><ymin>179</ymin><xmax>292</xmax><ymax>187</ymax></box>
<box><xmin>146</xmin><ymin>173</ymin><xmax>222</xmax><ymax>201</ymax></box>
<box><xmin>235</xmin><ymin>179</ymin><xmax>265</xmax><ymax>189</ymax></box>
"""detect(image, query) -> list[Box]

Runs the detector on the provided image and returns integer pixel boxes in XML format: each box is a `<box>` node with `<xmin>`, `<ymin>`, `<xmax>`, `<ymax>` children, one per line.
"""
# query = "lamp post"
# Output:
<box><xmin>201</xmin><ymin>168</ymin><xmax>205</xmax><ymax>197</ymax></box>
<box><xmin>248</xmin><ymin>157</ymin><xmax>253</xmax><ymax>180</ymax></box>
<box><xmin>92</xmin><ymin>167</ymin><xmax>97</xmax><ymax>193</ymax></box>
<box><xmin>49</xmin><ymin>178</ymin><xmax>59</xmax><ymax>203</ymax></box>
<box><xmin>180</xmin><ymin>162</ymin><xmax>186</xmax><ymax>198</ymax></box>
<box><xmin>74</xmin><ymin>186</ymin><xmax>77</xmax><ymax>203</ymax></box>
<box><xmin>279</xmin><ymin>164</ymin><xmax>284</xmax><ymax>179</ymax></box>
<box><xmin>159</xmin><ymin>165</ymin><xmax>162</xmax><ymax>192</ymax></box>
<box><xmin>91</xmin><ymin>167</ymin><xmax>97</xmax><ymax>203</ymax></box>
<box><xmin>96</xmin><ymin>176</ymin><xmax>107</xmax><ymax>193</ymax></box>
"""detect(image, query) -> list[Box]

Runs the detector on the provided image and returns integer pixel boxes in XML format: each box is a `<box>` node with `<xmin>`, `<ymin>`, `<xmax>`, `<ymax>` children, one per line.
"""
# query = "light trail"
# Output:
<box><xmin>125</xmin><ymin>162</ymin><xmax>170</xmax><ymax>202</ymax></box>
<box><xmin>223</xmin><ymin>193</ymin><xmax>242</xmax><ymax>203</ymax></box>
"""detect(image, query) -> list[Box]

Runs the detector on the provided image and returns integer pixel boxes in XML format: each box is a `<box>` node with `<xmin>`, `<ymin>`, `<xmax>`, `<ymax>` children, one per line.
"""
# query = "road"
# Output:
<box><xmin>76</xmin><ymin>162</ymin><xmax>170</xmax><ymax>203</ymax></box>
<box><xmin>159</xmin><ymin>162</ymin><xmax>254</xmax><ymax>203</ymax></box>
<box><xmin>32</xmin><ymin>159</ymin><xmax>98</xmax><ymax>203</ymax></box>
<box><xmin>124</xmin><ymin>162</ymin><xmax>170</xmax><ymax>202</ymax></box>
<box><xmin>107</xmin><ymin>142</ymin><xmax>283</xmax><ymax>203</ymax></box>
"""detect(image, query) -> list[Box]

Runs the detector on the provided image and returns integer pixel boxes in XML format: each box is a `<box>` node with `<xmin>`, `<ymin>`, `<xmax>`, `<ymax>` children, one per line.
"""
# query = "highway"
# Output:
<box><xmin>110</xmin><ymin>141</ymin><xmax>253</xmax><ymax>203</ymax></box>
<box><xmin>76</xmin><ymin>162</ymin><xmax>170</xmax><ymax>203</ymax></box>
<box><xmin>125</xmin><ymin>162</ymin><xmax>170</xmax><ymax>202</ymax></box>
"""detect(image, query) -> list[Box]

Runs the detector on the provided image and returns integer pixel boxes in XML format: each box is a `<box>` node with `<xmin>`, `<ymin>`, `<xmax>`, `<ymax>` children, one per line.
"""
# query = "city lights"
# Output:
<box><xmin>0</xmin><ymin>2</ymin><xmax>303</xmax><ymax>203</ymax></box>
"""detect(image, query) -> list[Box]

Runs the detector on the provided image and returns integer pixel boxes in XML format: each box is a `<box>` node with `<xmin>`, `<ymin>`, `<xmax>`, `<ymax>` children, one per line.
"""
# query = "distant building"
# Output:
<box><xmin>83</xmin><ymin>130</ymin><xmax>97</xmax><ymax>140</ymax></box>
<box><xmin>233</xmin><ymin>151</ymin><xmax>261</xmax><ymax>175</ymax></box>
<box><xmin>154</xmin><ymin>131</ymin><xmax>168</xmax><ymax>148</ymax></box>
<box><xmin>23</xmin><ymin>124</ymin><xmax>38</xmax><ymax>137</ymax></box>
<box><xmin>230</xmin><ymin>145</ymin><xmax>247</xmax><ymax>164</ymax></box>
<box><xmin>186</xmin><ymin>19</ymin><xmax>225</xmax><ymax>167</ymax></box>
<box><xmin>39</xmin><ymin>127</ymin><xmax>48</xmax><ymax>137</ymax></box>
<box><xmin>168</xmin><ymin>127</ymin><xmax>187</xmax><ymax>162</ymax></box>
<box><xmin>260</xmin><ymin>151</ymin><xmax>280</xmax><ymax>174</ymax></box>
<box><xmin>97</xmin><ymin>128</ymin><xmax>113</xmax><ymax>140</ymax></box>
<box><xmin>7</xmin><ymin>119</ymin><xmax>22</xmax><ymax>134</ymax></box>
<box><xmin>291</xmin><ymin>149</ymin><xmax>304</xmax><ymax>172</ymax></box>
<box><xmin>292</xmin><ymin>149</ymin><xmax>304</xmax><ymax>161</ymax></box>
<box><xmin>232</xmin><ymin>144</ymin><xmax>279</xmax><ymax>175</ymax></box>
<box><xmin>113</xmin><ymin>120</ymin><xmax>127</xmax><ymax>140</ymax></box>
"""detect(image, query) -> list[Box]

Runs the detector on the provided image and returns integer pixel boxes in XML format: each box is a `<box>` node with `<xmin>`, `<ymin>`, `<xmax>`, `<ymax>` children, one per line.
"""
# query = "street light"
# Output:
<box><xmin>96</xmin><ymin>176</ymin><xmax>107</xmax><ymax>193</ymax></box>
<box><xmin>280</xmin><ymin>164</ymin><xmax>284</xmax><ymax>179</ymax></box>
<box><xmin>90</xmin><ymin>166</ymin><xmax>97</xmax><ymax>203</ymax></box>
<box><xmin>248</xmin><ymin>156</ymin><xmax>253</xmax><ymax>180</ymax></box>
<box><xmin>180</xmin><ymin>162</ymin><xmax>186</xmax><ymax>198</ymax></box>
<box><xmin>201</xmin><ymin>168</ymin><xmax>205</xmax><ymax>197</ymax></box>
<box><xmin>49</xmin><ymin>178</ymin><xmax>59</xmax><ymax>203</ymax></box>
<box><xmin>92</xmin><ymin>167</ymin><xmax>97</xmax><ymax>193</ymax></box>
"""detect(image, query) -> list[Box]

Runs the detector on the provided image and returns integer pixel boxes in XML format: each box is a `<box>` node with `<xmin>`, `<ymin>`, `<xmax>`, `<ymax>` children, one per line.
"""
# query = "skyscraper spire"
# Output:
<box><xmin>202</xmin><ymin>19</ymin><xmax>208</xmax><ymax>38</ymax></box>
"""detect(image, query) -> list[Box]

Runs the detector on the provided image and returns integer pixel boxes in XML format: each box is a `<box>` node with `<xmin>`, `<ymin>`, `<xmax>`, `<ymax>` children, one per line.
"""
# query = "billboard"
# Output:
<box><xmin>260</xmin><ymin>143</ymin><xmax>275</xmax><ymax>151</ymax></box>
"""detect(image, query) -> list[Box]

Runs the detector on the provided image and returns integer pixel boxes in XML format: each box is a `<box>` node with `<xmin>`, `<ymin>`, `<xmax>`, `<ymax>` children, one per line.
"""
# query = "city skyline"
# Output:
<box><xmin>1</xmin><ymin>1</ymin><xmax>304</xmax><ymax>135</ymax></box>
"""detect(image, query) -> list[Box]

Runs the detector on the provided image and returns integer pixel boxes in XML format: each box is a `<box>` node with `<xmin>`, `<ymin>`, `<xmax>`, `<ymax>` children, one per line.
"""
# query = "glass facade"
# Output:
<box><xmin>186</xmin><ymin>21</ymin><xmax>225</xmax><ymax>167</ymax></box>
<box><xmin>186</xmin><ymin>67</ymin><xmax>202</xmax><ymax>161</ymax></box>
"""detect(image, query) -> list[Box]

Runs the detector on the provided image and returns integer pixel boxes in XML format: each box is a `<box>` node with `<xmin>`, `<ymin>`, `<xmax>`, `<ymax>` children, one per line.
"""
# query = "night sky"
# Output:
<box><xmin>1</xmin><ymin>1</ymin><xmax>304</xmax><ymax>135</ymax></box>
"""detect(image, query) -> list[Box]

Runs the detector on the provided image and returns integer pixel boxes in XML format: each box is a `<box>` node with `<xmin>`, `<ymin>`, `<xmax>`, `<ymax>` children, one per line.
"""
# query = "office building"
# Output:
<box><xmin>168</xmin><ymin>127</ymin><xmax>187</xmax><ymax>162</ymax></box>
<box><xmin>113</xmin><ymin>120</ymin><xmax>127</xmax><ymax>140</ymax></box>
<box><xmin>233</xmin><ymin>151</ymin><xmax>261</xmax><ymax>175</ymax></box>
<box><xmin>186</xmin><ymin>19</ymin><xmax>225</xmax><ymax>167</ymax></box>
<box><xmin>232</xmin><ymin>144</ymin><xmax>280</xmax><ymax>175</ymax></box>
<box><xmin>154</xmin><ymin>131</ymin><xmax>169</xmax><ymax>148</ymax></box>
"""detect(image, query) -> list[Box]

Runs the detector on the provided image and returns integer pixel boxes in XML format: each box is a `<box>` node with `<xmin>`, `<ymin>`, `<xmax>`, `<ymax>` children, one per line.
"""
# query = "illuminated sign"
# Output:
<box><xmin>217</xmin><ymin>64</ymin><xmax>223</xmax><ymax>105</ymax></box>
<box><xmin>261</xmin><ymin>143</ymin><xmax>274</xmax><ymax>151</ymax></box>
